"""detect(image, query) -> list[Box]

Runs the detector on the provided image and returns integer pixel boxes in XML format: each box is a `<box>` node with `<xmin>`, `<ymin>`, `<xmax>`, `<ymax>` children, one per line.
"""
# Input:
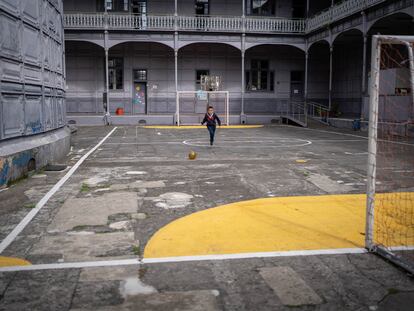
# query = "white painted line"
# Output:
<box><xmin>303</xmin><ymin>127</ymin><xmax>414</xmax><ymax>147</ymax></box>
<box><xmin>142</xmin><ymin>248</ymin><xmax>368</xmax><ymax>264</ymax></box>
<box><xmin>0</xmin><ymin>258</ymin><xmax>140</xmax><ymax>272</ymax></box>
<box><xmin>183</xmin><ymin>137</ymin><xmax>312</xmax><ymax>148</ymax></box>
<box><xmin>0</xmin><ymin>127</ymin><xmax>118</xmax><ymax>254</ymax></box>
<box><xmin>389</xmin><ymin>245</ymin><xmax>414</xmax><ymax>251</ymax></box>
<box><xmin>0</xmin><ymin>248</ymin><xmax>368</xmax><ymax>272</ymax></box>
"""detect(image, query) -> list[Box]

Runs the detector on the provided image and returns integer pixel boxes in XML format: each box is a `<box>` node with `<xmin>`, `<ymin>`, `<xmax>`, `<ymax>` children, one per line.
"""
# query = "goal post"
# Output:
<box><xmin>366</xmin><ymin>35</ymin><xmax>414</xmax><ymax>274</ymax></box>
<box><xmin>176</xmin><ymin>90</ymin><xmax>230</xmax><ymax>126</ymax></box>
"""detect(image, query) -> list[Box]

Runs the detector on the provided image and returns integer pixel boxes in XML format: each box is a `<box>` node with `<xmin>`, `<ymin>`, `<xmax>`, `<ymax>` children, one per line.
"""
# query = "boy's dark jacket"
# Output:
<box><xmin>201</xmin><ymin>113</ymin><xmax>221</xmax><ymax>126</ymax></box>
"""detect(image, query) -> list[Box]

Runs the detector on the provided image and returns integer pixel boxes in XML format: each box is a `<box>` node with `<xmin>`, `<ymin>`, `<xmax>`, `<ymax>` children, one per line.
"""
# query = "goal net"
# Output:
<box><xmin>176</xmin><ymin>91</ymin><xmax>230</xmax><ymax>126</ymax></box>
<box><xmin>366</xmin><ymin>35</ymin><xmax>414</xmax><ymax>274</ymax></box>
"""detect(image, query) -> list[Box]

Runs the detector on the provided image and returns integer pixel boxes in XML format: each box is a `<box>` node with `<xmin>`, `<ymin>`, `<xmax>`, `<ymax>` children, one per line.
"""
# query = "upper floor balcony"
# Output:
<box><xmin>63</xmin><ymin>13</ymin><xmax>305</xmax><ymax>34</ymax></box>
<box><xmin>62</xmin><ymin>0</ymin><xmax>395</xmax><ymax>35</ymax></box>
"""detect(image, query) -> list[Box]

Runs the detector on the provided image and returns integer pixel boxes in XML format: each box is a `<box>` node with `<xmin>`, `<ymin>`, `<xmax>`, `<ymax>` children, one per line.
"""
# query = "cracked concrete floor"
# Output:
<box><xmin>0</xmin><ymin>125</ymin><xmax>413</xmax><ymax>310</ymax></box>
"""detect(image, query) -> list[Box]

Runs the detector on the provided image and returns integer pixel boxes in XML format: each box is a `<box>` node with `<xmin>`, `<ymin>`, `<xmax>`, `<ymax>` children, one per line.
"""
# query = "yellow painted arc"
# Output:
<box><xmin>144</xmin><ymin>193</ymin><xmax>414</xmax><ymax>259</ymax></box>
<box><xmin>0</xmin><ymin>256</ymin><xmax>31</xmax><ymax>267</ymax></box>
<box><xmin>143</xmin><ymin>125</ymin><xmax>264</xmax><ymax>129</ymax></box>
<box><xmin>144</xmin><ymin>194</ymin><xmax>367</xmax><ymax>258</ymax></box>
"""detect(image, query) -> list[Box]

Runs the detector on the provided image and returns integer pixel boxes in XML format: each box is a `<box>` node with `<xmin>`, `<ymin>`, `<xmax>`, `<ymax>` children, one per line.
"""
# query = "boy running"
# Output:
<box><xmin>201</xmin><ymin>106</ymin><xmax>221</xmax><ymax>146</ymax></box>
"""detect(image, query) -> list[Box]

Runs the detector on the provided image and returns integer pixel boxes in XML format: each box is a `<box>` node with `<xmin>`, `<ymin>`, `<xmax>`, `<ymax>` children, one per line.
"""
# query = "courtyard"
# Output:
<box><xmin>0</xmin><ymin>124</ymin><xmax>413</xmax><ymax>310</ymax></box>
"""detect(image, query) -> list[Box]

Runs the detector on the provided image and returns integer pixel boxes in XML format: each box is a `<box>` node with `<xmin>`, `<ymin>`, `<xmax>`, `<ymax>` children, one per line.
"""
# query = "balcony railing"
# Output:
<box><xmin>64</xmin><ymin>13</ymin><xmax>306</xmax><ymax>34</ymax></box>
<box><xmin>306</xmin><ymin>0</ymin><xmax>386</xmax><ymax>32</ymax></box>
<box><xmin>63</xmin><ymin>0</ymin><xmax>402</xmax><ymax>35</ymax></box>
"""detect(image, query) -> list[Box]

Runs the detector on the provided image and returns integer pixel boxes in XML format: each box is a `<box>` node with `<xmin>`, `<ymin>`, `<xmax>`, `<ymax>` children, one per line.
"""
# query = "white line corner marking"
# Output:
<box><xmin>0</xmin><ymin>127</ymin><xmax>118</xmax><ymax>254</ymax></box>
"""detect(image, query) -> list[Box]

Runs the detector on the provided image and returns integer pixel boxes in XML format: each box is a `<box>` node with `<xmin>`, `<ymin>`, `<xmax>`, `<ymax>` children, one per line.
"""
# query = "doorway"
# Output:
<box><xmin>290</xmin><ymin>71</ymin><xmax>304</xmax><ymax>101</ymax></box>
<box><xmin>131</xmin><ymin>0</ymin><xmax>147</xmax><ymax>27</ymax></box>
<box><xmin>132</xmin><ymin>69</ymin><xmax>147</xmax><ymax>114</ymax></box>
<box><xmin>195</xmin><ymin>0</ymin><xmax>209</xmax><ymax>15</ymax></box>
<box><xmin>131</xmin><ymin>0</ymin><xmax>146</xmax><ymax>14</ymax></box>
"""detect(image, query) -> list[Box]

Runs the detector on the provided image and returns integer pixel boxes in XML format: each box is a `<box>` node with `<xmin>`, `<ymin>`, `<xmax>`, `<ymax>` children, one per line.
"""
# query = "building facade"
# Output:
<box><xmin>0</xmin><ymin>0</ymin><xmax>69</xmax><ymax>187</ymax></box>
<box><xmin>63</xmin><ymin>0</ymin><xmax>414</xmax><ymax>125</ymax></box>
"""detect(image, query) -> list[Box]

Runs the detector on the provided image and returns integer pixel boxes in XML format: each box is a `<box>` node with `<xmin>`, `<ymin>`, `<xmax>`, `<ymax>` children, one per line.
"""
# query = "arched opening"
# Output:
<box><xmin>178</xmin><ymin>43</ymin><xmax>242</xmax><ymax>116</ymax></box>
<box><xmin>307</xmin><ymin>41</ymin><xmax>330</xmax><ymax>108</ymax></box>
<box><xmin>108</xmin><ymin>42</ymin><xmax>174</xmax><ymax>115</ymax></box>
<box><xmin>244</xmin><ymin>44</ymin><xmax>305</xmax><ymax>114</ymax></box>
<box><xmin>364</xmin><ymin>13</ymin><xmax>414</xmax><ymax>121</ymax></box>
<box><xmin>65</xmin><ymin>41</ymin><xmax>105</xmax><ymax>115</ymax></box>
<box><xmin>332</xmin><ymin>29</ymin><xmax>364</xmax><ymax>118</ymax></box>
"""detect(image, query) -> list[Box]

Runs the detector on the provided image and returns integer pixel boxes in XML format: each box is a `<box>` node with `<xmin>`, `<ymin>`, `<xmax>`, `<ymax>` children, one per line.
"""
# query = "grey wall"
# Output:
<box><xmin>0</xmin><ymin>0</ymin><xmax>66</xmax><ymax>141</ymax></box>
<box><xmin>65</xmin><ymin>41</ymin><xmax>306</xmax><ymax>115</ymax></box>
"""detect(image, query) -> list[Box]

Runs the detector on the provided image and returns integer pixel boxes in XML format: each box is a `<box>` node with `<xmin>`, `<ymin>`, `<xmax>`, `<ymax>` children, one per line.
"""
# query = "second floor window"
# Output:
<box><xmin>196</xmin><ymin>70</ymin><xmax>210</xmax><ymax>90</ymax></box>
<box><xmin>250</xmin><ymin>0</ymin><xmax>276</xmax><ymax>16</ymax></box>
<box><xmin>246</xmin><ymin>59</ymin><xmax>274</xmax><ymax>92</ymax></box>
<box><xmin>103</xmin><ymin>0</ymin><xmax>129</xmax><ymax>12</ymax></box>
<box><xmin>109</xmin><ymin>57</ymin><xmax>123</xmax><ymax>90</ymax></box>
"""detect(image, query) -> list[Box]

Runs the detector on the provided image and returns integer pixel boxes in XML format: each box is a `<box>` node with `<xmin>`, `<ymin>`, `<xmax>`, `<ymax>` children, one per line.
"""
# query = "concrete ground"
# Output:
<box><xmin>0</xmin><ymin>124</ymin><xmax>413</xmax><ymax>311</ymax></box>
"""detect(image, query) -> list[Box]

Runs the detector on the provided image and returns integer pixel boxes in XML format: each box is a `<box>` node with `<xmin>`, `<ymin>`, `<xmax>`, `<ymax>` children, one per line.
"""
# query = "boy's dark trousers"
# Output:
<box><xmin>207</xmin><ymin>125</ymin><xmax>216</xmax><ymax>145</ymax></box>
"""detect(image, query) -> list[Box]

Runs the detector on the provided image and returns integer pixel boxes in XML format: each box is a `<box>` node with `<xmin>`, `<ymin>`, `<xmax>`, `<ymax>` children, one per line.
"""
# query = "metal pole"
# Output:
<box><xmin>105</xmin><ymin>48</ymin><xmax>110</xmax><ymax>123</ymax></box>
<box><xmin>304</xmin><ymin>50</ymin><xmax>309</xmax><ymax>124</ymax></box>
<box><xmin>404</xmin><ymin>41</ymin><xmax>414</xmax><ymax>121</ymax></box>
<box><xmin>365</xmin><ymin>35</ymin><xmax>381</xmax><ymax>250</ymax></box>
<box><xmin>241</xmin><ymin>34</ymin><xmax>245</xmax><ymax>117</ymax></box>
<box><xmin>306</xmin><ymin>0</ymin><xmax>309</xmax><ymax>17</ymax></box>
<box><xmin>361</xmin><ymin>35</ymin><xmax>367</xmax><ymax>119</ymax></box>
<box><xmin>175</xmin><ymin>49</ymin><xmax>179</xmax><ymax>126</ymax></box>
<box><xmin>241</xmin><ymin>51</ymin><xmax>245</xmax><ymax>116</ymax></box>
<box><xmin>328</xmin><ymin>45</ymin><xmax>333</xmax><ymax>111</ymax></box>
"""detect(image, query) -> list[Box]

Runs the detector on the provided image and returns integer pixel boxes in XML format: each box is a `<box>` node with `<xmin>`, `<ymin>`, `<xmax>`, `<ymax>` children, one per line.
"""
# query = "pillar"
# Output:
<box><xmin>329</xmin><ymin>45</ymin><xmax>333</xmax><ymax>111</ymax></box>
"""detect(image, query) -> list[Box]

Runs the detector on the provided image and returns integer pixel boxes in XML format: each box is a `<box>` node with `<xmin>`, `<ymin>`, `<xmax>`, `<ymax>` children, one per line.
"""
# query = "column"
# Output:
<box><xmin>329</xmin><ymin>45</ymin><xmax>333</xmax><ymax>111</ymax></box>
<box><xmin>104</xmin><ymin>29</ymin><xmax>110</xmax><ymax>124</ymax></box>
<box><xmin>304</xmin><ymin>50</ymin><xmax>309</xmax><ymax>123</ymax></box>
<box><xmin>174</xmin><ymin>31</ymin><xmax>179</xmax><ymax>125</ymax></box>
<box><xmin>304</xmin><ymin>51</ymin><xmax>309</xmax><ymax>101</ymax></box>
<box><xmin>174</xmin><ymin>0</ymin><xmax>178</xmax><ymax>31</ymax></box>
<box><xmin>361</xmin><ymin>11</ymin><xmax>367</xmax><ymax>119</ymax></box>
<box><xmin>361</xmin><ymin>34</ymin><xmax>367</xmax><ymax>118</ymax></box>
<box><xmin>241</xmin><ymin>34</ymin><xmax>246</xmax><ymax>117</ymax></box>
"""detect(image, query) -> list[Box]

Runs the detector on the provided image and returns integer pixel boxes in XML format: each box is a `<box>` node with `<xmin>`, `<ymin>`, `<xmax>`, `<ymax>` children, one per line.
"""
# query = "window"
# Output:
<box><xmin>133</xmin><ymin>69</ymin><xmax>147</xmax><ymax>81</ymax></box>
<box><xmin>246</xmin><ymin>60</ymin><xmax>272</xmax><ymax>91</ymax></box>
<box><xmin>109</xmin><ymin>57</ymin><xmax>123</xmax><ymax>90</ymax></box>
<box><xmin>195</xmin><ymin>0</ymin><xmax>209</xmax><ymax>15</ymax></box>
<box><xmin>250</xmin><ymin>0</ymin><xmax>275</xmax><ymax>16</ymax></box>
<box><xmin>196</xmin><ymin>69</ymin><xmax>210</xmax><ymax>89</ymax></box>
<box><xmin>102</xmin><ymin>0</ymin><xmax>129</xmax><ymax>12</ymax></box>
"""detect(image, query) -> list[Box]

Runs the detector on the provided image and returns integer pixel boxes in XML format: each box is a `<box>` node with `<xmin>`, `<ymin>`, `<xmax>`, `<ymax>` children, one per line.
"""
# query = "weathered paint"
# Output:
<box><xmin>0</xmin><ymin>158</ymin><xmax>10</xmax><ymax>186</ymax></box>
<box><xmin>11</xmin><ymin>151</ymin><xmax>32</xmax><ymax>168</ymax></box>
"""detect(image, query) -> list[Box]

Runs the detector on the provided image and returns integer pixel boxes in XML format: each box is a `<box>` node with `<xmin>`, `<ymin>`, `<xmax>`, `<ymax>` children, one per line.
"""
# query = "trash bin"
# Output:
<box><xmin>352</xmin><ymin>119</ymin><xmax>361</xmax><ymax>131</ymax></box>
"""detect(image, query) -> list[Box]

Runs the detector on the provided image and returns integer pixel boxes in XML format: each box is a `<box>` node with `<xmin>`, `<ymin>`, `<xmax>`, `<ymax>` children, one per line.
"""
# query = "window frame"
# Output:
<box><xmin>108</xmin><ymin>57</ymin><xmax>124</xmax><ymax>91</ymax></box>
<box><xmin>246</xmin><ymin>59</ymin><xmax>274</xmax><ymax>92</ymax></box>
<box><xmin>195</xmin><ymin>69</ymin><xmax>210</xmax><ymax>90</ymax></box>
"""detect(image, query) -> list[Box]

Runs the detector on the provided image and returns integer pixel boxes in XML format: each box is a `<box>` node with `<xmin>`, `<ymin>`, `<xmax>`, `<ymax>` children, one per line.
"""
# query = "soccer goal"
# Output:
<box><xmin>366</xmin><ymin>35</ymin><xmax>414</xmax><ymax>274</ymax></box>
<box><xmin>176</xmin><ymin>90</ymin><xmax>230</xmax><ymax>126</ymax></box>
